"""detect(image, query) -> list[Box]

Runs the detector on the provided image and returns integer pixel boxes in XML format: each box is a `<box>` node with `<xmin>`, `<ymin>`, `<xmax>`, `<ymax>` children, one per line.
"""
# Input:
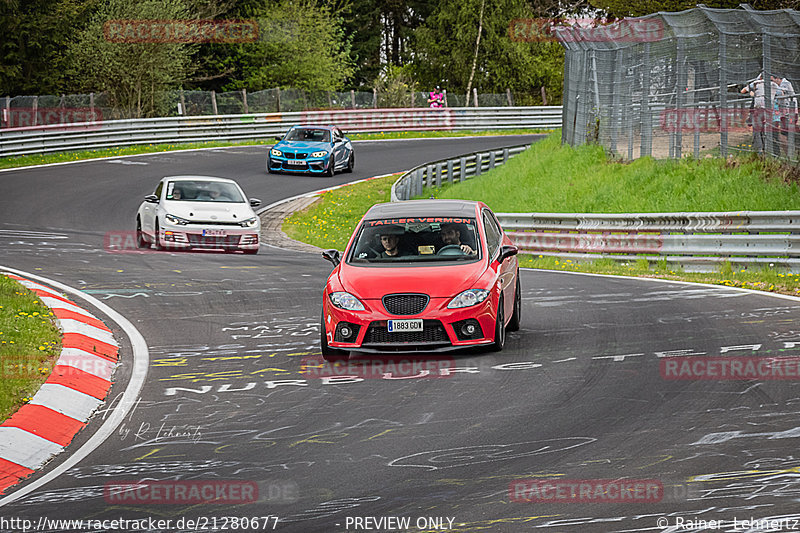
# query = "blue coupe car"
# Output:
<box><xmin>268</xmin><ymin>125</ymin><xmax>355</xmax><ymax>176</ymax></box>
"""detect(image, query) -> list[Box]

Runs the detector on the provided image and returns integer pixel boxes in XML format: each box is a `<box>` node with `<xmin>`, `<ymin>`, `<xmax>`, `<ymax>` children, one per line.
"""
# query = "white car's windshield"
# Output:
<box><xmin>166</xmin><ymin>181</ymin><xmax>245</xmax><ymax>203</ymax></box>
<box><xmin>284</xmin><ymin>128</ymin><xmax>331</xmax><ymax>142</ymax></box>
<box><xmin>347</xmin><ymin>217</ymin><xmax>481</xmax><ymax>264</ymax></box>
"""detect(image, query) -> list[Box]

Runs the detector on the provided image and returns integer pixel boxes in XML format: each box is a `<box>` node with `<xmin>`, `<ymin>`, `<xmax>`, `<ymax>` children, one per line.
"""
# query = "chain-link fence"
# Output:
<box><xmin>1</xmin><ymin>87</ymin><xmax>548</xmax><ymax>127</ymax></box>
<box><xmin>557</xmin><ymin>5</ymin><xmax>800</xmax><ymax>161</ymax></box>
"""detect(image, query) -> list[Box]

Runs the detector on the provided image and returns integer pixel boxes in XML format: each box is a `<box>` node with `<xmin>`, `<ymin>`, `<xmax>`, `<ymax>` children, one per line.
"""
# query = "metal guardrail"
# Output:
<box><xmin>0</xmin><ymin>106</ymin><xmax>563</xmax><ymax>157</ymax></box>
<box><xmin>390</xmin><ymin>144</ymin><xmax>531</xmax><ymax>202</ymax></box>
<box><xmin>500</xmin><ymin>211</ymin><xmax>800</xmax><ymax>271</ymax></box>
<box><xmin>390</xmin><ymin>145</ymin><xmax>800</xmax><ymax>271</ymax></box>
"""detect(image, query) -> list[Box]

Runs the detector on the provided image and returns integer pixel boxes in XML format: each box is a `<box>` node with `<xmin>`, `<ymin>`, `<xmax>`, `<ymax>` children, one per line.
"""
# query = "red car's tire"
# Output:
<box><xmin>491</xmin><ymin>295</ymin><xmax>506</xmax><ymax>352</ymax></box>
<box><xmin>321</xmin><ymin>314</ymin><xmax>348</xmax><ymax>361</ymax></box>
<box><xmin>507</xmin><ymin>274</ymin><xmax>521</xmax><ymax>332</ymax></box>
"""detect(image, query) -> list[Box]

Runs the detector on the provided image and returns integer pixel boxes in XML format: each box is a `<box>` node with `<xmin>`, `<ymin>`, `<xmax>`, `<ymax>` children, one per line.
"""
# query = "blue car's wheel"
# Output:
<box><xmin>325</xmin><ymin>158</ymin><xmax>335</xmax><ymax>177</ymax></box>
<box><xmin>344</xmin><ymin>152</ymin><xmax>354</xmax><ymax>173</ymax></box>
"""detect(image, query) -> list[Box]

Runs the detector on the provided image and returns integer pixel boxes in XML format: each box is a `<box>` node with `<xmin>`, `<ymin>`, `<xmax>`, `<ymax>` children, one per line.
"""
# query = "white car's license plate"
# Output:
<box><xmin>286</xmin><ymin>160</ymin><xmax>306</xmax><ymax>166</ymax></box>
<box><xmin>202</xmin><ymin>229</ymin><xmax>226</xmax><ymax>237</ymax></box>
<box><xmin>388</xmin><ymin>319</ymin><xmax>423</xmax><ymax>332</ymax></box>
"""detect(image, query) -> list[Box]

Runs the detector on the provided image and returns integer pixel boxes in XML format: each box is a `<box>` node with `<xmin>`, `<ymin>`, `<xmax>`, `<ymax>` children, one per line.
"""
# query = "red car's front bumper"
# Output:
<box><xmin>322</xmin><ymin>295</ymin><xmax>498</xmax><ymax>353</ymax></box>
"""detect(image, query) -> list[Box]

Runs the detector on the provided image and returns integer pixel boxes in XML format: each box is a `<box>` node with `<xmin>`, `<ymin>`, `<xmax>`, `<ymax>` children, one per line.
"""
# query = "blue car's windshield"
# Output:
<box><xmin>284</xmin><ymin>128</ymin><xmax>331</xmax><ymax>142</ymax></box>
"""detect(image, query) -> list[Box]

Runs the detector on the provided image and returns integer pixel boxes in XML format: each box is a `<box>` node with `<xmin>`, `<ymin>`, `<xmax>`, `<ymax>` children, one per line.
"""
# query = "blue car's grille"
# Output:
<box><xmin>284</xmin><ymin>152</ymin><xmax>308</xmax><ymax>160</ymax></box>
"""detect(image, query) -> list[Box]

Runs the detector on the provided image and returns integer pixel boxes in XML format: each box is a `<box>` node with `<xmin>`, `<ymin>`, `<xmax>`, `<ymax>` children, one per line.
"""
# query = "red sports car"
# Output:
<box><xmin>321</xmin><ymin>199</ymin><xmax>520</xmax><ymax>360</ymax></box>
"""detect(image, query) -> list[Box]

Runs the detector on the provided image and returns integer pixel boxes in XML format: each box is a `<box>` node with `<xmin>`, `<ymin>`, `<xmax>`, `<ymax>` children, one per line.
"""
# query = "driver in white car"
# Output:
<box><xmin>440</xmin><ymin>223</ymin><xmax>475</xmax><ymax>255</ymax></box>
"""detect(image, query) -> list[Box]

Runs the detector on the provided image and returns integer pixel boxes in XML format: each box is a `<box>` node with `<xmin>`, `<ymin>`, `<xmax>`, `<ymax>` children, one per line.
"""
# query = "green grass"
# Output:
<box><xmin>283</xmin><ymin>174</ymin><xmax>400</xmax><ymax>250</ymax></box>
<box><xmin>0</xmin><ymin>275</ymin><xmax>62</xmax><ymax>422</ymax></box>
<box><xmin>0</xmin><ymin>129</ymin><xmax>548</xmax><ymax>171</ymax></box>
<box><xmin>423</xmin><ymin>132</ymin><xmax>800</xmax><ymax>212</ymax></box>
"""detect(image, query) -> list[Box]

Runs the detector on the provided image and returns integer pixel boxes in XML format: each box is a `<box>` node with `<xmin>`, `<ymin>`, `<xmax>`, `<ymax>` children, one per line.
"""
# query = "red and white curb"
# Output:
<box><xmin>0</xmin><ymin>273</ymin><xmax>119</xmax><ymax>494</ymax></box>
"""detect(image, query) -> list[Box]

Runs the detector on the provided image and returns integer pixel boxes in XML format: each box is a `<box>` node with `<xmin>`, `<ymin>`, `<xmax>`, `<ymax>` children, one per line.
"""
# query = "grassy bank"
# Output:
<box><xmin>424</xmin><ymin>132</ymin><xmax>800</xmax><ymax>212</ymax></box>
<box><xmin>0</xmin><ymin>129</ymin><xmax>549</xmax><ymax>171</ymax></box>
<box><xmin>284</xmin><ymin>131</ymin><xmax>800</xmax><ymax>296</ymax></box>
<box><xmin>0</xmin><ymin>275</ymin><xmax>61</xmax><ymax>421</ymax></box>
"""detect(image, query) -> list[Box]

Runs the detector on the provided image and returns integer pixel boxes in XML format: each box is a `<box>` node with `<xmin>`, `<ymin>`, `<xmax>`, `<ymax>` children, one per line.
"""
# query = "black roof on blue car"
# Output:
<box><xmin>363</xmin><ymin>200</ymin><xmax>481</xmax><ymax>220</ymax></box>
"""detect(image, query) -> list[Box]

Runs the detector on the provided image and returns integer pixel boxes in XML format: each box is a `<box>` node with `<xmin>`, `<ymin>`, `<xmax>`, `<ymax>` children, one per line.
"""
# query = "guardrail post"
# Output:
<box><xmin>447</xmin><ymin>160</ymin><xmax>454</xmax><ymax>184</ymax></box>
<box><xmin>426</xmin><ymin>164</ymin><xmax>434</xmax><ymax>192</ymax></box>
<box><xmin>211</xmin><ymin>90</ymin><xmax>218</xmax><ymax>115</ymax></box>
<box><xmin>435</xmin><ymin>162</ymin><xmax>443</xmax><ymax>188</ymax></box>
<box><xmin>32</xmin><ymin>96</ymin><xmax>38</xmax><ymax>126</ymax></box>
<box><xmin>489</xmin><ymin>151</ymin><xmax>496</xmax><ymax>170</ymax></box>
<box><xmin>473</xmin><ymin>88</ymin><xmax>479</xmax><ymax>107</ymax></box>
<box><xmin>242</xmin><ymin>88</ymin><xmax>248</xmax><ymax>114</ymax></box>
<box><xmin>475</xmin><ymin>153</ymin><xmax>482</xmax><ymax>176</ymax></box>
<box><xmin>506</xmin><ymin>88</ymin><xmax>514</xmax><ymax>106</ymax></box>
<box><xmin>372</xmin><ymin>88</ymin><xmax>377</xmax><ymax>109</ymax></box>
<box><xmin>350</xmin><ymin>90</ymin><xmax>356</xmax><ymax>109</ymax></box>
<box><xmin>276</xmin><ymin>88</ymin><xmax>281</xmax><ymax>112</ymax></box>
<box><xmin>179</xmin><ymin>89</ymin><xmax>185</xmax><ymax>116</ymax></box>
<box><xmin>459</xmin><ymin>157</ymin><xmax>466</xmax><ymax>182</ymax></box>
<box><xmin>503</xmin><ymin>148</ymin><xmax>509</xmax><ymax>164</ymax></box>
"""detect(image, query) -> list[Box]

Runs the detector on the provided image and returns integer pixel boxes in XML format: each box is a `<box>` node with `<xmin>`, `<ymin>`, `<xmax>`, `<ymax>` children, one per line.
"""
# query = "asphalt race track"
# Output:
<box><xmin>2</xmin><ymin>135</ymin><xmax>800</xmax><ymax>532</ymax></box>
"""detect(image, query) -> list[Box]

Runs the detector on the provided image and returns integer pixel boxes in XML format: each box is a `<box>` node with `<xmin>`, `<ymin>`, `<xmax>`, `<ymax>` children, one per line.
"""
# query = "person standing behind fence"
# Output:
<box><xmin>741</xmin><ymin>74</ymin><xmax>783</xmax><ymax>156</ymax></box>
<box><xmin>428</xmin><ymin>86</ymin><xmax>444</xmax><ymax>108</ymax></box>
<box><xmin>772</xmin><ymin>74</ymin><xmax>797</xmax><ymax>153</ymax></box>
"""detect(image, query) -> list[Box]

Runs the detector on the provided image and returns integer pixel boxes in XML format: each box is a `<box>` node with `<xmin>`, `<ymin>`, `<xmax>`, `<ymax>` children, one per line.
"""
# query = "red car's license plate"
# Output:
<box><xmin>388</xmin><ymin>319</ymin><xmax>423</xmax><ymax>332</ymax></box>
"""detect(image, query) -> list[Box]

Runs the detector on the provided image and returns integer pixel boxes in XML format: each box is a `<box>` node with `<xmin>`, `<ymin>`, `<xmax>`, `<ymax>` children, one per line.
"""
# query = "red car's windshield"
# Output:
<box><xmin>347</xmin><ymin>217</ymin><xmax>481</xmax><ymax>264</ymax></box>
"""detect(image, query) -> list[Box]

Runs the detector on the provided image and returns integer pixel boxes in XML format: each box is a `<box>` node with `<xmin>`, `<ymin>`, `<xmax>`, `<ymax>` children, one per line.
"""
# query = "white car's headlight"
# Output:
<box><xmin>240</xmin><ymin>217</ymin><xmax>258</xmax><ymax>228</ymax></box>
<box><xmin>271</xmin><ymin>149</ymin><xmax>282</xmax><ymax>157</ymax></box>
<box><xmin>311</xmin><ymin>151</ymin><xmax>328</xmax><ymax>158</ymax></box>
<box><xmin>447</xmin><ymin>289</ymin><xmax>490</xmax><ymax>309</ymax></box>
<box><xmin>329</xmin><ymin>292</ymin><xmax>365</xmax><ymax>311</ymax></box>
<box><xmin>165</xmin><ymin>214</ymin><xmax>190</xmax><ymax>226</ymax></box>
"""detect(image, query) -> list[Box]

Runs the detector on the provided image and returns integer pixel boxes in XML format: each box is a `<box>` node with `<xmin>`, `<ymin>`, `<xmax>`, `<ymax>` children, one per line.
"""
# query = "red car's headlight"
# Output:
<box><xmin>447</xmin><ymin>289</ymin><xmax>490</xmax><ymax>309</ymax></box>
<box><xmin>329</xmin><ymin>291</ymin><xmax>365</xmax><ymax>311</ymax></box>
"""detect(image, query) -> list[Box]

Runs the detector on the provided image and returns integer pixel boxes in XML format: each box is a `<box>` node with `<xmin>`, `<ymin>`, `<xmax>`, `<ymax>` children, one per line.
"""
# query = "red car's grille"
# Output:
<box><xmin>363</xmin><ymin>320</ymin><xmax>449</xmax><ymax>346</ymax></box>
<box><xmin>382</xmin><ymin>294</ymin><xmax>429</xmax><ymax>315</ymax></box>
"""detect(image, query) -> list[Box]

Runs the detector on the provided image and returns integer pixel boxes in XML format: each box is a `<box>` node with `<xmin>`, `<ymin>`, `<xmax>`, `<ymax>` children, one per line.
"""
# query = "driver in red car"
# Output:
<box><xmin>440</xmin><ymin>223</ymin><xmax>476</xmax><ymax>255</ymax></box>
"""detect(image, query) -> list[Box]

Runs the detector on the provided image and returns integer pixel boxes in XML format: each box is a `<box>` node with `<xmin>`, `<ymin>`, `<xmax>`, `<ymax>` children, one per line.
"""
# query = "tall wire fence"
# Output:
<box><xmin>0</xmin><ymin>87</ymin><xmax>549</xmax><ymax>128</ymax></box>
<box><xmin>557</xmin><ymin>5</ymin><xmax>800</xmax><ymax>161</ymax></box>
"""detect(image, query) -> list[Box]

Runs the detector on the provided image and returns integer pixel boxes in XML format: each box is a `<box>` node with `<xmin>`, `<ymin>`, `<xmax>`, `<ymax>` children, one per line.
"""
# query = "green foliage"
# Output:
<box><xmin>412</xmin><ymin>0</ymin><xmax>564</xmax><ymax>100</ymax></box>
<box><xmin>0</xmin><ymin>0</ymin><xmax>96</xmax><ymax>94</ymax></box>
<box><xmin>67</xmin><ymin>0</ymin><xmax>193</xmax><ymax>118</ymax></box>
<box><xmin>228</xmin><ymin>0</ymin><xmax>354</xmax><ymax>91</ymax></box>
<box><xmin>374</xmin><ymin>65</ymin><xmax>418</xmax><ymax>108</ymax></box>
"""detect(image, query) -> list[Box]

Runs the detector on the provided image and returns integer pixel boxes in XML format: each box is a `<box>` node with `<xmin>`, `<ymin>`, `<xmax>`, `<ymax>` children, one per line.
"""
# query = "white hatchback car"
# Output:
<box><xmin>136</xmin><ymin>176</ymin><xmax>261</xmax><ymax>253</ymax></box>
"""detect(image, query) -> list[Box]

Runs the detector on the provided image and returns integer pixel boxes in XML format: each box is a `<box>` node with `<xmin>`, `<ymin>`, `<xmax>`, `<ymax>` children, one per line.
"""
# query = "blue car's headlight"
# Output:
<box><xmin>447</xmin><ymin>289</ymin><xmax>490</xmax><ymax>309</ymax></box>
<box><xmin>311</xmin><ymin>151</ymin><xmax>328</xmax><ymax>158</ymax></box>
<box><xmin>271</xmin><ymin>149</ymin><xmax>282</xmax><ymax>157</ymax></box>
<box><xmin>329</xmin><ymin>292</ymin><xmax>365</xmax><ymax>311</ymax></box>
<box><xmin>240</xmin><ymin>217</ymin><xmax>258</xmax><ymax>228</ymax></box>
<box><xmin>165</xmin><ymin>214</ymin><xmax>190</xmax><ymax>226</ymax></box>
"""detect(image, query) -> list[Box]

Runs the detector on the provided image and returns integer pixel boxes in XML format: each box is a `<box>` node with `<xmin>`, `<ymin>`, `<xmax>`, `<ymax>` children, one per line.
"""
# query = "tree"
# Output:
<box><xmin>67</xmin><ymin>0</ymin><xmax>193</xmax><ymax>117</ymax></box>
<box><xmin>0</xmin><ymin>0</ymin><xmax>97</xmax><ymax>95</ymax></box>
<box><xmin>334</xmin><ymin>0</ymin><xmax>434</xmax><ymax>87</ymax></box>
<box><xmin>412</xmin><ymin>0</ymin><xmax>565</xmax><ymax>104</ymax></box>
<box><xmin>226</xmin><ymin>0</ymin><xmax>354</xmax><ymax>92</ymax></box>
